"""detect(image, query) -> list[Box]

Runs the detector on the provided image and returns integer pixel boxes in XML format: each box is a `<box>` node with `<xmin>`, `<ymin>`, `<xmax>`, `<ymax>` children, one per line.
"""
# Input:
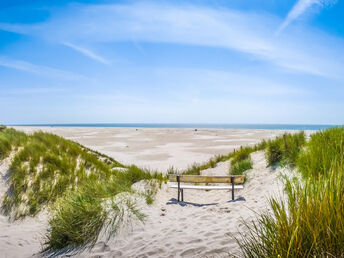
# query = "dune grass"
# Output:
<box><xmin>45</xmin><ymin>189</ymin><xmax>108</xmax><ymax>250</ymax></box>
<box><xmin>182</xmin><ymin>140</ymin><xmax>267</xmax><ymax>176</ymax></box>
<box><xmin>228</xmin><ymin>141</ymin><xmax>269</xmax><ymax>176</ymax></box>
<box><xmin>236</xmin><ymin>127</ymin><xmax>344</xmax><ymax>257</ymax></box>
<box><xmin>231</xmin><ymin>158</ymin><xmax>252</xmax><ymax>175</ymax></box>
<box><xmin>236</xmin><ymin>167</ymin><xmax>344</xmax><ymax>257</ymax></box>
<box><xmin>2</xmin><ymin>131</ymin><xmax>117</xmax><ymax>218</ymax></box>
<box><xmin>265</xmin><ymin>131</ymin><xmax>306</xmax><ymax>167</ymax></box>
<box><xmin>229</xmin><ymin>147</ymin><xmax>254</xmax><ymax>175</ymax></box>
<box><xmin>297</xmin><ymin>127</ymin><xmax>344</xmax><ymax>178</ymax></box>
<box><xmin>0</xmin><ymin>127</ymin><xmax>28</xmax><ymax>160</ymax></box>
<box><xmin>0</xmin><ymin>128</ymin><xmax>163</xmax><ymax>252</ymax></box>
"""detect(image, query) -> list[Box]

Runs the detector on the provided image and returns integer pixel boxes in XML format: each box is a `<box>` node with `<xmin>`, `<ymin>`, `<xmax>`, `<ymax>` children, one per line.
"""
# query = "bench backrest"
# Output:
<box><xmin>168</xmin><ymin>174</ymin><xmax>244</xmax><ymax>184</ymax></box>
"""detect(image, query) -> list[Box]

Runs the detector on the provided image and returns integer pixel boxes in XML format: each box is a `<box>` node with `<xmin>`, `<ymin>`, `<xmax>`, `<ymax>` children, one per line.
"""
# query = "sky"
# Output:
<box><xmin>0</xmin><ymin>0</ymin><xmax>343</xmax><ymax>124</ymax></box>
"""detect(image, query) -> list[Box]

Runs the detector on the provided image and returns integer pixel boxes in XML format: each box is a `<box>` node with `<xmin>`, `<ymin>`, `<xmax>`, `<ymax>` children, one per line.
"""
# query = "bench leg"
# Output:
<box><xmin>177</xmin><ymin>175</ymin><xmax>180</xmax><ymax>202</ymax></box>
<box><xmin>232</xmin><ymin>188</ymin><xmax>234</xmax><ymax>201</ymax></box>
<box><xmin>178</xmin><ymin>189</ymin><xmax>180</xmax><ymax>202</ymax></box>
<box><xmin>181</xmin><ymin>189</ymin><xmax>184</xmax><ymax>202</ymax></box>
<box><xmin>231</xmin><ymin>176</ymin><xmax>234</xmax><ymax>201</ymax></box>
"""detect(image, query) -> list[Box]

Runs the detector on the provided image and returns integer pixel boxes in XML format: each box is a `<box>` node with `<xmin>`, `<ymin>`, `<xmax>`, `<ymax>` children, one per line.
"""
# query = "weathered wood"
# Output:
<box><xmin>168</xmin><ymin>175</ymin><xmax>244</xmax><ymax>184</ymax></box>
<box><xmin>169</xmin><ymin>184</ymin><xmax>244</xmax><ymax>190</ymax></box>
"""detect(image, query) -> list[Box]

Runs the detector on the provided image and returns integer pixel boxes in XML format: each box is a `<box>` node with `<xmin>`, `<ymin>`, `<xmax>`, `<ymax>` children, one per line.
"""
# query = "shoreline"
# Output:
<box><xmin>8</xmin><ymin>124</ymin><xmax>336</xmax><ymax>130</ymax></box>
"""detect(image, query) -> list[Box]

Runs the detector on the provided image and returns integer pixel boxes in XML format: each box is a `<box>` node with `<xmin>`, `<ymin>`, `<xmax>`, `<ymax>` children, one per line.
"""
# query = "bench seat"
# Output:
<box><xmin>168</xmin><ymin>174</ymin><xmax>244</xmax><ymax>202</ymax></box>
<box><xmin>169</xmin><ymin>184</ymin><xmax>244</xmax><ymax>190</ymax></box>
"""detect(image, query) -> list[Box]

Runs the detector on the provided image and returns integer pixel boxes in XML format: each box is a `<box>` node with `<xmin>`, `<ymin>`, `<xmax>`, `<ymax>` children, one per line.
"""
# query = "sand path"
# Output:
<box><xmin>82</xmin><ymin>151</ymin><xmax>289</xmax><ymax>258</ymax></box>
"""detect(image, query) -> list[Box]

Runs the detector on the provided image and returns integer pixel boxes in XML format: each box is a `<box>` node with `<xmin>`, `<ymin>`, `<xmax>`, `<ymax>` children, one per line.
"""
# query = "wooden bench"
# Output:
<box><xmin>168</xmin><ymin>175</ymin><xmax>244</xmax><ymax>202</ymax></box>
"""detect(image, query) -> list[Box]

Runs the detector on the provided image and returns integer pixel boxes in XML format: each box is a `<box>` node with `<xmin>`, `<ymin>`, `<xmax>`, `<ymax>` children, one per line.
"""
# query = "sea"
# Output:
<box><xmin>9</xmin><ymin>124</ymin><xmax>340</xmax><ymax>130</ymax></box>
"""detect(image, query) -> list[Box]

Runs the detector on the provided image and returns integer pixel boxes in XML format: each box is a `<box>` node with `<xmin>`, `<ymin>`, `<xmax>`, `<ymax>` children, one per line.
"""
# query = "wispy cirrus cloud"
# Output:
<box><xmin>0</xmin><ymin>2</ymin><xmax>343</xmax><ymax>79</ymax></box>
<box><xmin>278</xmin><ymin>0</ymin><xmax>336</xmax><ymax>33</ymax></box>
<box><xmin>62</xmin><ymin>42</ymin><xmax>110</xmax><ymax>64</ymax></box>
<box><xmin>0</xmin><ymin>57</ymin><xmax>85</xmax><ymax>80</ymax></box>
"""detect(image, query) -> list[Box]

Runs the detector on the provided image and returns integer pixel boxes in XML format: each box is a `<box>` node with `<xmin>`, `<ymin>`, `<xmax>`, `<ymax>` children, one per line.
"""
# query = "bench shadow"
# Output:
<box><xmin>166</xmin><ymin>196</ymin><xmax>246</xmax><ymax>207</ymax></box>
<box><xmin>227</xmin><ymin>196</ymin><xmax>246</xmax><ymax>203</ymax></box>
<box><xmin>166</xmin><ymin>198</ymin><xmax>218</xmax><ymax>207</ymax></box>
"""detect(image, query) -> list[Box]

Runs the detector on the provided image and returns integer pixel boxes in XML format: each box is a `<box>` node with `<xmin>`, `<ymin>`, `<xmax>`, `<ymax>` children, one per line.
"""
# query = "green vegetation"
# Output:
<box><xmin>231</xmin><ymin>147</ymin><xmax>252</xmax><ymax>165</ymax></box>
<box><xmin>3</xmin><ymin>131</ymin><xmax>118</xmax><ymax>218</ymax></box>
<box><xmin>0</xmin><ymin>127</ymin><xmax>28</xmax><ymax>160</ymax></box>
<box><xmin>0</xmin><ymin>128</ymin><xmax>163</xmax><ymax>252</ymax></box>
<box><xmin>230</xmin><ymin>147</ymin><xmax>255</xmax><ymax>175</ymax></box>
<box><xmin>237</xmin><ymin>167</ymin><xmax>344</xmax><ymax>257</ymax></box>
<box><xmin>182</xmin><ymin>140</ymin><xmax>267</xmax><ymax>176</ymax></box>
<box><xmin>181</xmin><ymin>154</ymin><xmax>234</xmax><ymax>175</ymax></box>
<box><xmin>236</xmin><ymin>127</ymin><xmax>344</xmax><ymax>257</ymax></box>
<box><xmin>231</xmin><ymin>158</ymin><xmax>252</xmax><ymax>175</ymax></box>
<box><xmin>265</xmin><ymin>131</ymin><xmax>306</xmax><ymax>167</ymax></box>
<box><xmin>297</xmin><ymin>127</ymin><xmax>344</xmax><ymax>178</ymax></box>
<box><xmin>46</xmin><ymin>189</ymin><xmax>108</xmax><ymax>250</ymax></box>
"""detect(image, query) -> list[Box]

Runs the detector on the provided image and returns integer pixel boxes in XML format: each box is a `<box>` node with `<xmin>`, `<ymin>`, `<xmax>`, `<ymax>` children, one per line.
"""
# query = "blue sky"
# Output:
<box><xmin>1</xmin><ymin>0</ymin><xmax>343</xmax><ymax>124</ymax></box>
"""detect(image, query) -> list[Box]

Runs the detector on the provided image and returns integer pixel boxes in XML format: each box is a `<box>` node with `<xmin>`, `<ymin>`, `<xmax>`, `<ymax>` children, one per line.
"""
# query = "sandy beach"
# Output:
<box><xmin>11</xmin><ymin>127</ymin><xmax>288</xmax><ymax>173</ymax></box>
<box><xmin>1</xmin><ymin>127</ymin><xmax>294</xmax><ymax>257</ymax></box>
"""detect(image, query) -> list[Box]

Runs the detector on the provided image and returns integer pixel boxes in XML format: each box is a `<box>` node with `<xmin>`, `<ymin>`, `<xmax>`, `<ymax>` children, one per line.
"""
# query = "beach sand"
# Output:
<box><xmin>1</xmin><ymin>127</ymin><xmax>293</xmax><ymax>257</ymax></box>
<box><xmin>80</xmin><ymin>151</ymin><xmax>290</xmax><ymax>258</ymax></box>
<box><xmin>11</xmin><ymin>126</ymin><xmax>288</xmax><ymax>173</ymax></box>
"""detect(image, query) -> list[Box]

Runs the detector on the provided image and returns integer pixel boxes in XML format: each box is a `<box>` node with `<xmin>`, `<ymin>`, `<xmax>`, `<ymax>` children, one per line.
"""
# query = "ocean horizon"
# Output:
<box><xmin>9</xmin><ymin>123</ymin><xmax>340</xmax><ymax>130</ymax></box>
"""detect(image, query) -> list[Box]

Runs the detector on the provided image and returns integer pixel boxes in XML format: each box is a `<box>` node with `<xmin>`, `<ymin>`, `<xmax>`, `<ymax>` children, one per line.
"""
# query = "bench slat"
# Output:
<box><xmin>169</xmin><ymin>184</ymin><xmax>244</xmax><ymax>190</ymax></box>
<box><xmin>168</xmin><ymin>175</ymin><xmax>244</xmax><ymax>184</ymax></box>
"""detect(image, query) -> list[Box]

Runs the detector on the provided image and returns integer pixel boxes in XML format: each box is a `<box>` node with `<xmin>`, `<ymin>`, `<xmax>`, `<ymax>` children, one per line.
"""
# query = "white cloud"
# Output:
<box><xmin>62</xmin><ymin>42</ymin><xmax>110</xmax><ymax>64</ymax></box>
<box><xmin>0</xmin><ymin>57</ymin><xmax>85</xmax><ymax>80</ymax></box>
<box><xmin>0</xmin><ymin>2</ymin><xmax>343</xmax><ymax>79</ymax></box>
<box><xmin>278</xmin><ymin>0</ymin><xmax>336</xmax><ymax>33</ymax></box>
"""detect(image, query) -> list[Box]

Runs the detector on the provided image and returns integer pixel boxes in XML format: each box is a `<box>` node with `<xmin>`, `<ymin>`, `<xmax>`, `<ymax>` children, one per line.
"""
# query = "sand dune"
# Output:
<box><xmin>0</xmin><ymin>153</ymin><xmax>48</xmax><ymax>258</ymax></box>
<box><xmin>1</xmin><ymin>128</ymin><xmax>293</xmax><ymax>257</ymax></box>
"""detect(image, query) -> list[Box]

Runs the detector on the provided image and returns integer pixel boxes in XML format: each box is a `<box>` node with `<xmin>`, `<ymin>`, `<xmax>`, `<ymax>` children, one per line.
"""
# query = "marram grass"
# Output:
<box><xmin>236</xmin><ymin>169</ymin><xmax>344</xmax><ymax>258</ymax></box>
<box><xmin>265</xmin><ymin>131</ymin><xmax>306</xmax><ymax>167</ymax></box>
<box><xmin>0</xmin><ymin>128</ymin><xmax>163</xmax><ymax>252</ymax></box>
<box><xmin>236</xmin><ymin>127</ymin><xmax>344</xmax><ymax>258</ymax></box>
<box><xmin>182</xmin><ymin>139</ymin><xmax>267</xmax><ymax>176</ymax></box>
<box><xmin>297</xmin><ymin>127</ymin><xmax>344</xmax><ymax>178</ymax></box>
<box><xmin>231</xmin><ymin>158</ymin><xmax>252</xmax><ymax>175</ymax></box>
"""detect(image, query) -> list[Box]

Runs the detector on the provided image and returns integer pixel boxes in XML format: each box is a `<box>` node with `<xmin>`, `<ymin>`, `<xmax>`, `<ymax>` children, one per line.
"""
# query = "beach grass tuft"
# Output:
<box><xmin>236</xmin><ymin>127</ymin><xmax>344</xmax><ymax>257</ymax></box>
<box><xmin>231</xmin><ymin>158</ymin><xmax>252</xmax><ymax>175</ymax></box>
<box><xmin>236</xmin><ymin>168</ymin><xmax>344</xmax><ymax>257</ymax></box>
<box><xmin>265</xmin><ymin>131</ymin><xmax>306</xmax><ymax>167</ymax></box>
<box><xmin>297</xmin><ymin>127</ymin><xmax>344</xmax><ymax>178</ymax></box>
